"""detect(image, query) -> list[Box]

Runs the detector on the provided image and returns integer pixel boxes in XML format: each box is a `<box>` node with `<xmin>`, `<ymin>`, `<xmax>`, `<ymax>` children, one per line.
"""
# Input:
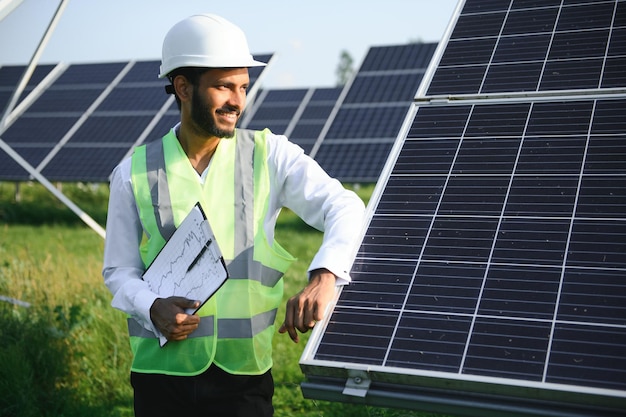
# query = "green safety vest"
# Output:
<box><xmin>128</xmin><ymin>128</ymin><xmax>295</xmax><ymax>376</ymax></box>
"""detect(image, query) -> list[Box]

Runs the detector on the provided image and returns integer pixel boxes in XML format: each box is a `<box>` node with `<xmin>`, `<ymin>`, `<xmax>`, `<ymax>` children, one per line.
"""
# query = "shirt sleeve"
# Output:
<box><xmin>265</xmin><ymin>132</ymin><xmax>366</xmax><ymax>285</ymax></box>
<box><xmin>102</xmin><ymin>158</ymin><xmax>160</xmax><ymax>334</ymax></box>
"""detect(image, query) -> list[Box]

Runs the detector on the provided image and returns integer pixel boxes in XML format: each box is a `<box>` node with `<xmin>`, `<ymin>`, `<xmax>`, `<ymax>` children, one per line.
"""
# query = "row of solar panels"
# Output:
<box><xmin>0</xmin><ymin>42</ymin><xmax>437</xmax><ymax>183</ymax></box>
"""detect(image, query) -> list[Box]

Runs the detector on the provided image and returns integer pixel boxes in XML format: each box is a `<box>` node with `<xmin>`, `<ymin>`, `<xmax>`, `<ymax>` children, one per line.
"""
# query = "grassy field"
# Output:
<box><xmin>0</xmin><ymin>181</ymin><xmax>444</xmax><ymax>417</ymax></box>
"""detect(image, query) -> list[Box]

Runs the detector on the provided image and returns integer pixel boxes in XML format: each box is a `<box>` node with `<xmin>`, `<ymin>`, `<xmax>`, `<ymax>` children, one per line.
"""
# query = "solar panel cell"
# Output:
<box><xmin>577</xmin><ymin>177</ymin><xmax>626</xmax><ymax>217</ymax></box>
<box><xmin>494</xmin><ymin>218</ymin><xmax>571</xmax><ymax>264</ymax></box>
<box><xmin>548</xmin><ymin>324</ymin><xmax>626</xmax><ymax>390</ymax></box>
<box><xmin>41</xmin><ymin>146</ymin><xmax>130</xmax><ymax>181</ymax></box>
<box><xmin>428</xmin><ymin>65</ymin><xmax>487</xmax><ymax>95</ymax></box>
<box><xmin>3</xmin><ymin>116</ymin><xmax>79</xmax><ymax>144</ymax></box>
<box><xmin>439</xmin><ymin>176</ymin><xmax>510</xmax><ymax>214</ymax></box>
<box><xmin>375</xmin><ymin>176</ymin><xmax>446</xmax><ymax>214</ymax></box>
<box><xmin>342</xmin><ymin>260</ymin><xmax>416</xmax><ymax>309</ymax></box>
<box><xmin>549</xmin><ymin>29</ymin><xmax>611</xmax><ymax>60</ymax></box>
<box><xmin>527</xmin><ymin>101</ymin><xmax>594</xmax><ymax>134</ymax></box>
<box><xmin>54</xmin><ymin>62</ymin><xmax>125</xmax><ymax>85</ymax></box>
<box><xmin>315</xmin><ymin>307</ymin><xmax>399</xmax><ymax>365</ymax></box>
<box><xmin>464</xmin><ymin>318</ymin><xmax>550</xmax><ymax>379</ymax></box>
<box><xmin>602</xmin><ymin>57</ymin><xmax>626</xmax><ymax>87</ymax></box>
<box><xmin>312</xmin><ymin>142</ymin><xmax>394</xmax><ymax>181</ymax></box>
<box><xmin>120</xmin><ymin>60</ymin><xmax>161</xmax><ymax>83</ymax></box>
<box><xmin>517</xmin><ymin>136</ymin><xmax>587</xmax><ymax>173</ymax></box>
<box><xmin>97</xmin><ymin>86</ymin><xmax>168</xmax><ymax>111</ymax></box>
<box><xmin>425</xmin><ymin>218</ymin><xmax>500</xmax><ymax>262</ymax></box>
<box><xmin>69</xmin><ymin>115</ymin><xmax>154</xmax><ymax>144</ymax></box>
<box><xmin>511</xmin><ymin>0</ymin><xmax>561</xmax><ymax>8</ymax></box>
<box><xmin>0</xmin><ymin>64</ymin><xmax>55</xmax><ymax>87</ymax></box>
<box><xmin>0</xmin><ymin>147</ymin><xmax>50</xmax><ymax>179</ymax></box>
<box><xmin>405</xmin><ymin>263</ymin><xmax>485</xmax><ymax>313</ymax></box>
<box><xmin>27</xmin><ymin>88</ymin><xmax>104</xmax><ymax>113</ymax></box>
<box><xmin>451</xmin><ymin>11</ymin><xmax>506</xmax><ymax>39</ymax></box>
<box><xmin>481</xmin><ymin>265</ymin><xmax>561</xmax><ymax>318</ymax></box>
<box><xmin>439</xmin><ymin>38</ymin><xmax>498</xmax><ymax>66</ymax></box>
<box><xmin>325</xmin><ymin>107</ymin><xmax>407</xmax><ymax>139</ymax></box>
<box><xmin>559</xmin><ymin>269</ymin><xmax>626</xmax><ymax>324</ymax></box>
<box><xmin>409</xmin><ymin>106</ymin><xmax>472</xmax><ymax>138</ymax></box>
<box><xmin>568</xmin><ymin>220</ymin><xmax>626</xmax><ymax>268</ymax></box>
<box><xmin>585</xmin><ymin>136</ymin><xmax>626</xmax><ymax>172</ymax></box>
<box><xmin>387</xmin><ymin>313</ymin><xmax>471</xmax><ymax>371</ymax></box>
<box><xmin>556</xmin><ymin>2</ymin><xmax>615</xmax><ymax>32</ymax></box>
<box><xmin>502</xmin><ymin>7</ymin><xmax>559</xmax><ymax>35</ymax></box>
<box><xmin>492</xmin><ymin>34</ymin><xmax>552</xmax><ymax>62</ymax></box>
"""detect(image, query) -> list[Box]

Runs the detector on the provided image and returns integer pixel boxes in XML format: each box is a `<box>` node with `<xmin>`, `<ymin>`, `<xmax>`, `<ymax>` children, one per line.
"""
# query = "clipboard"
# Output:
<box><xmin>142</xmin><ymin>202</ymin><xmax>229</xmax><ymax>346</ymax></box>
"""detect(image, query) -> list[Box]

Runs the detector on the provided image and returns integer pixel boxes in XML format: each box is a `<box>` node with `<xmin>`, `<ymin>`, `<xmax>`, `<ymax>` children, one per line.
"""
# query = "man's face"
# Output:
<box><xmin>189</xmin><ymin>68</ymin><xmax>250</xmax><ymax>138</ymax></box>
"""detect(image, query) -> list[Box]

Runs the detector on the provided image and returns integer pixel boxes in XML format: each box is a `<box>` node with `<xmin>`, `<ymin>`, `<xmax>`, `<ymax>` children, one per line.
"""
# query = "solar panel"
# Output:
<box><xmin>300</xmin><ymin>1</ymin><xmax>626</xmax><ymax>416</ymax></box>
<box><xmin>242</xmin><ymin>88</ymin><xmax>309</xmax><ymax>133</ymax></box>
<box><xmin>0</xmin><ymin>63</ymin><xmax>56</xmax><ymax>113</ymax></box>
<box><xmin>240</xmin><ymin>87</ymin><xmax>342</xmax><ymax>154</ymax></box>
<box><xmin>310</xmin><ymin>42</ymin><xmax>437</xmax><ymax>182</ymax></box>
<box><xmin>0</xmin><ymin>54</ymin><xmax>273</xmax><ymax>182</ymax></box>
<box><xmin>287</xmin><ymin>88</ymin><xmax>343</xmax><ymax>154</ymax></box>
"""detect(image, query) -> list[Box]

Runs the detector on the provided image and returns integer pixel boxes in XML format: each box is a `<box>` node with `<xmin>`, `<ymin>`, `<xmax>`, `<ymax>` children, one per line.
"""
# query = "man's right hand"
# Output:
<box><xmin>150</xmin><ymin>296</ymin><xmax>200</xmax><ymax>341</ymax></box>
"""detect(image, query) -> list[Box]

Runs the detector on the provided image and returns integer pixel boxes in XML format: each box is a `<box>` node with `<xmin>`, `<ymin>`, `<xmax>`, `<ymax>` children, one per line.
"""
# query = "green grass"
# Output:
<box><xmin>0</xmin><ymin>181</ymin><xmax>444</xmax><ymax>417</ymax></box>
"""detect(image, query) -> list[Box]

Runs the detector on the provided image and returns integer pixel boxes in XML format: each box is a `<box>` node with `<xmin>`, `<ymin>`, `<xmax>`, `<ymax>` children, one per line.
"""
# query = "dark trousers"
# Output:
<box><xmin>131</xmin><ymin>364</ymin><xmax>274</xmax><ymax>417</ymax></box>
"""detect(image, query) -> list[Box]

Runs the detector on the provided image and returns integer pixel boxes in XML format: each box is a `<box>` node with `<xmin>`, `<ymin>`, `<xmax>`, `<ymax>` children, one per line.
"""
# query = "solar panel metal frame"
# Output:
<box><xmin>299</xmin><ymin>0</ymin><xmax>626</xmax><ymax>415</ymax></box>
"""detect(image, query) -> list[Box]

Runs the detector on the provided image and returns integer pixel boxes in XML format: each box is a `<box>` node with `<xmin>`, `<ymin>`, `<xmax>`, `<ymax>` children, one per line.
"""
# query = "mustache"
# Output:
<box><xmin>217</xmin><ymin>105</ymin><xmax>241</xmax><ymax>116</ymax></box>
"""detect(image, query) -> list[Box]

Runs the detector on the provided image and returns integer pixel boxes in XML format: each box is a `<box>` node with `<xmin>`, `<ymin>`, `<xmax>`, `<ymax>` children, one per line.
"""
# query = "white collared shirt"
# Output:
<box><xmin>102</xmin><ymin>128</ymin><xmax>366</xmax><ymax>331</ymax></box>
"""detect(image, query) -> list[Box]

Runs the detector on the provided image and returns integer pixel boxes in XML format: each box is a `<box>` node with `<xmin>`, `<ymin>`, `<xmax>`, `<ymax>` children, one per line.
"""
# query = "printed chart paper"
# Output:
<box><xmin>142</xmin><ymin>203</ymin><xmax>228</xmax><ymax>346</ymax></box>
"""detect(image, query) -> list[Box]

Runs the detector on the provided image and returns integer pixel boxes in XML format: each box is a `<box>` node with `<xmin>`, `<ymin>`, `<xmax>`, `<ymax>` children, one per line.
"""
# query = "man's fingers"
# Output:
<box><xmin>279</xmin><ymin>298</ymin><xmax>300</xmax><ymax>343</ymax></box>
<box><xmin>302</xmin><ymin>301</ymin><xmax>320</xmax><ymax>330</ymax></box>
<box><xmin>150</xmin><ymin>297</ymin><xmax>202</xmax><ymax>341</ymax></box>
<box><xmin>171</xmin><ymin>296</ymin><xmax>200</xmax><ymax>310</ymax></box>
<box><xmin>278</xmin><ymin>322</ymin><xmax>299</xmax><ymax>343</ymax></box>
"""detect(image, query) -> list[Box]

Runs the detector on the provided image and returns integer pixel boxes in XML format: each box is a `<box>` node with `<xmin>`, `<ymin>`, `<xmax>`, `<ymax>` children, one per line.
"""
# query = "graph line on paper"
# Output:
<box><xmin>142</xmin><ymin>203</ymin><xmax>229</xmax><ymax>309</ymax></box>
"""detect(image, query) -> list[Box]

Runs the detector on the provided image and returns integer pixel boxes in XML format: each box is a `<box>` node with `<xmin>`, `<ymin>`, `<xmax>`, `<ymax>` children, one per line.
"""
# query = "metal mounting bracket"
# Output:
<box><xmin>342</xmin><ymin>370</ymin><xmax>371</xmax><ymax>398</ymax></box>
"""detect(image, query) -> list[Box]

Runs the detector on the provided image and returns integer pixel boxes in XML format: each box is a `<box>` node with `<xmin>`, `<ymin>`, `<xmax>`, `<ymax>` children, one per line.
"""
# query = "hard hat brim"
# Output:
<box><xmin>158</xmin><ymin>56</ymin><xmax>266</xmax><ymax>78</ymax></box>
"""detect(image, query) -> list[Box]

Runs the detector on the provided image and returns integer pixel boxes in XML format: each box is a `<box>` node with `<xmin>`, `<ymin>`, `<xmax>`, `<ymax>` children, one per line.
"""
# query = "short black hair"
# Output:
<box><xmin>165</xmin><ymin>67</ymin><xmax>211</xmax><ymax>109</ymax></box>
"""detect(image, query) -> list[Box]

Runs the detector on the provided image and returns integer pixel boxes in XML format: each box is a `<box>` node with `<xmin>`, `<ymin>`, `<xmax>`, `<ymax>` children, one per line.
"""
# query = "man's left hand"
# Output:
<box><xmin>279</xmin><ymin>268</ymin><xmax>337</xmax><ymax>343</ymax></box>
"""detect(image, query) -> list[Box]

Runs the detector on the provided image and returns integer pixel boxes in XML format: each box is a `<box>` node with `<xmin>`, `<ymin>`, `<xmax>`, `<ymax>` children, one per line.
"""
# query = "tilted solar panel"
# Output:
<box><xmin>300</xmin><ymin>1</ymin><xmax>626</xmax><ymax>416</ymax></box>
<box><xmin>0</xmin><ymin>54</ymin><xmax>272</xmax><ymax>182</ymax></box>
<box><xmin>240</xmin><ymin>87</ymin><xmax>342</xmax><ymax>154</ymax></box>
<box><xmin>287</xmin><ymin>87</ymin><xmax>342</xmax><ymax>154</ymax></box>
<box><xmin>0</xmin><ymin>63</ymin><xmax>56</xmax><ymax>113</ymax></box>
<box><xmin>242</xmin><ymin>88</ymin><xmax>309</xmax><ymax>133</ymax></box>
<box><xmin>310</xmin><ymin>42</ymin><xmax>437</xmax><ymax>183</ymax></box>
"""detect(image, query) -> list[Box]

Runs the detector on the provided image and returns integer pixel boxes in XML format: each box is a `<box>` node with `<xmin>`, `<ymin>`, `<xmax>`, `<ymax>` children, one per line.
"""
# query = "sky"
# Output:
<box><xmin>0</xmin><ymin>0</ymin><xmax>459</xmax><ymax>89</ymax></box>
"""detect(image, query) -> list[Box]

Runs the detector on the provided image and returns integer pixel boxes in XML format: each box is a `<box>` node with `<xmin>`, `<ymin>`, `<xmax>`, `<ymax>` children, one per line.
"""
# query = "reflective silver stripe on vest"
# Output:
<box><xmin>225</xmin><ymin>247</ymin><xmax>283</xmax><ymax>288</ymax></box>
<box><xmin>128</xmin><ymin>316</ymin><xmax>214</xmax><ymax>339</ymax></box>
<box><xmin>233</xmin><ymin>128</ymin><xmax>254</xmax><ymax>265</ymax></box>
<box><xmin>229</xmin><ymin>130</ymin><xmax>282</xmax><ymax>287</ymax></box>
<box><xmin>145</xmin><ymin>140</ymin><xmax>176</xmax><ymax>240</ymax></box>
<box><xmin>218</xmin><ymin>309</ymin><xmax>277</xmax><ymax>339</ymax></box>
<box><xmin>127</xmin><ymin>311</ymin><xmax>275</xmax><ymax>340</ymax></box>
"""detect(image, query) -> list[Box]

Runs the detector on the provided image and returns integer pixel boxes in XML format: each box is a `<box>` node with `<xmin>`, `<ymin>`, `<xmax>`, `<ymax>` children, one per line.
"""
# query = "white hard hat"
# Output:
<box><xmin>158</xmin><ymin>14</ymin><xmax>266</xmax><ymax>78</ymax></box>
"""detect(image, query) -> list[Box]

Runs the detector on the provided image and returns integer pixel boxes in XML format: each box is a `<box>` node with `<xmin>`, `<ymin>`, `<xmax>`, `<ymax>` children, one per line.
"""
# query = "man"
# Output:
<box><xmin>102</xmin><ymin>13</ymin><xmax>365</xmax><ymax>417</ymax></box>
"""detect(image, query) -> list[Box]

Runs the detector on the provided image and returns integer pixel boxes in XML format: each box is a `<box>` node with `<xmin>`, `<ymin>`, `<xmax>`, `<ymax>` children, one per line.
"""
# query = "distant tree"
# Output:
<box><xmin>335</xmin><ymin>49</ymin><xmax>355</xmax><ymax>86</ymax></box>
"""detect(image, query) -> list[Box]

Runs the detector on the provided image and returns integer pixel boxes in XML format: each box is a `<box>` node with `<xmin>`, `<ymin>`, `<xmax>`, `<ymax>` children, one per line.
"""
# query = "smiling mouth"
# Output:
<box><xmin>217</xmin><ymin>107</ymin><xmax>240</xmax><ymax>118</ymax></box>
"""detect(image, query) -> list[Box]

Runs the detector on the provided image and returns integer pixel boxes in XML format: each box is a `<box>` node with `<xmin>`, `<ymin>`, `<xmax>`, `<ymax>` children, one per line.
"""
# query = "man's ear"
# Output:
<box><xmin>173</xmin><ymin>75</ymin><xmax>192</xmax><ymax>102</ymax></box>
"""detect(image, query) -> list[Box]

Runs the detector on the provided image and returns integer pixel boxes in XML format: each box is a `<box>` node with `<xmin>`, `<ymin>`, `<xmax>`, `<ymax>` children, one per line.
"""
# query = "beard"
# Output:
<box><xmin>190</xmin><ymin>87</ymin><xmax>239</xmax><ymax>138</ymax></box>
